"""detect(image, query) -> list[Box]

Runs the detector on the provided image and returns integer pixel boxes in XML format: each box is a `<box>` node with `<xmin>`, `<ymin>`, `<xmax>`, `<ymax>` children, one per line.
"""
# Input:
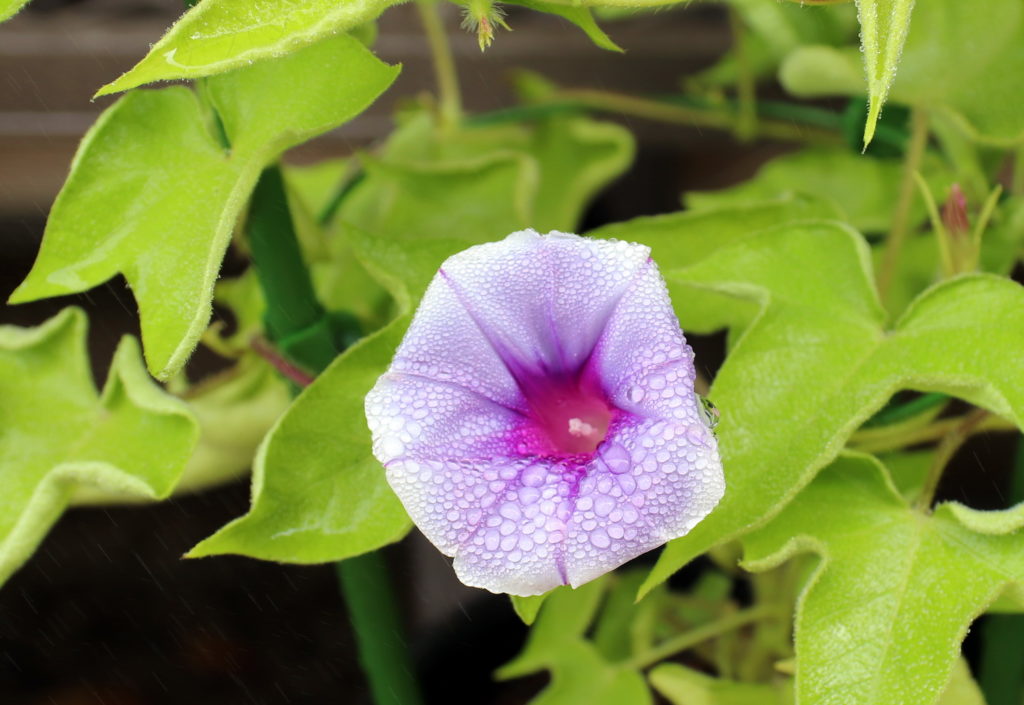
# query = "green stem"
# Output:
<box><xmin>878</xmin><ymin>107</ymin><xmax>930</xmax><ymax>301</ymax></box>
<box><xmin>728</xmin><ymin>7</ymin><xmax>757</xmax><ymax>142</ymax></box>
<box><xmin>246</xmin><ymin>165</ymin><xmax>424</xmax><ymax>705</ymax></box>
<box><xmin>971</xmin><ymin>184</ymin><xmax>1004</xmax><ymax>267</ymax></box>
<box><xmin>553</xmin><ymin>88</ymin><xmax>842</xmax><ymax>146</ymax></box>
<box><xmin>915</xmin><ymin>408</ymin><xmax>990</xmax><ymax>512</ymax></box>
<box><xmin>852</xmin><ymin>411</ymin><xmax>1014</xmax><ymax>456</ymax></box>
<box><xmin>337</xmin><ymin>555</ymin><xmax>425</xmax><ymax>705</ymax></box>
<box><xmin>911</xmin><ymin>170</ymin><xmax>954</xmax><ymax>277</ymax></box>
<box><xmin>625</xmin><ymin>605</ymin><xmax>779</xmax><ymax>671</ymax></box>
<box><xmin>862</xmin><ymin>391</ymin><xmax>949</xmax><ymax>428</ymax></box>
<box><xmin>416</xmin><ymin>0</ymin><xmax>462</xmax><ymax>133</ymax></box>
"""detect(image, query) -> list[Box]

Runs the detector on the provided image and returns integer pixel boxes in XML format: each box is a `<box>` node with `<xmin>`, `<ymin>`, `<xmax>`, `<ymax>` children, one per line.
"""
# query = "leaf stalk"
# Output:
<box><xmin>416</xmin><ymin>0</ymin><xmax>463</xmax><ymax>133</ymax></box>
<box><xmin>625</xmin><ymin>604</ymin><xmax>781</xmax><ymax>671</ymax></box>
<box><xmin>878</xmin><ymin>107</ymin><xmax>930</xmax><ymax>300</ymax></box>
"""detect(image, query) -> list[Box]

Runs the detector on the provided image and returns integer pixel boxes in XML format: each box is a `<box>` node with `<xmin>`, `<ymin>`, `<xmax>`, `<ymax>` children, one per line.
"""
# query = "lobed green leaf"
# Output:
<box><xmin>10</xmin><ymin>36</ymin><xmax>398</xmax><ymax>380</ymax></box>
<box><xmin>743</xmin><ymin>453</ymin><xmax>1020</xmax><ymax>705</ymax></box>
<box><xmin>639</xmin><ymin>224</ymin><xmax>1024</xmax><ymax>598</ymax></box>
<box><xmin>0</xmin><ymin>308</ymin><xmax>198</xmax><ymax>587</ymax></box>
<box><xmin>95</xmin><ymin>0</ymin><xmax>399</xmax><ymax>96</ymax></box>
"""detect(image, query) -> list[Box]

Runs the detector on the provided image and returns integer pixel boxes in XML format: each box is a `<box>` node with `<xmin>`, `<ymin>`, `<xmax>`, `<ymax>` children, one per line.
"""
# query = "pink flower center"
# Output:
<box><xmin>523</xmin><ymin>374</ymin><xmax>616</xmax><ymax>456</ymax></box>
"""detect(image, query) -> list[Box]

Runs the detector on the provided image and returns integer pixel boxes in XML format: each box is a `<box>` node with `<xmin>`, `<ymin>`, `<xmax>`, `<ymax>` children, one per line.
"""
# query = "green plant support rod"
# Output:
<box><xmin>247</xmin><ymin>165</ymin><xmax>424</xmax><ymax>705</ymax></box>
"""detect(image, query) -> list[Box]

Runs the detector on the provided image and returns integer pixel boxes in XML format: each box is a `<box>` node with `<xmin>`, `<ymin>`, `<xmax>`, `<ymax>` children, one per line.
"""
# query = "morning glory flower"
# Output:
<box><xmin>365</xmin><ymin>230</ymin><xmax>724</xmax><ymax>596</ymax></box>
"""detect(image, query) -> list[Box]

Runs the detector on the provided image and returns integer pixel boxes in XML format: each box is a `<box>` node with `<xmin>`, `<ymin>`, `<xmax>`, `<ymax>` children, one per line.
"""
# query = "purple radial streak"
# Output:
<box><xmin>365</xmin><ymin>230</ymin><xmax>724</xmax><ymax>595</ymax></box>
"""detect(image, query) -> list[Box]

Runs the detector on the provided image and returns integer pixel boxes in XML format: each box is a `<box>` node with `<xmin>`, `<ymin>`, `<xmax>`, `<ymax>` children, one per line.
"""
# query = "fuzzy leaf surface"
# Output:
<box><xmin>743</xmin><ymin>453</ymin><xmax>1023</xmax><ymax>705</ymax></box>
<box><xmin>856</xmin><ymin>0</ymin><xmax>917</xmax><ymax>146</ymax></box>
<box><xmin>640</xmin><ymin>224</ymin><xmax>1024</xmax><ymax>596</ymax></box>
<box><xmin>685</xmin><ymin>148</ymin><xmax>950</xmax><ymax>234</ymax></box>
<box><xmin>0</xmin><ymin>309</ymin><xmax>197</xmax><ymax>587</ymax></box>
<box><xmin>188</xmin><ymin>317</ymin><xmax>413</xmax><ymax>562</ymax></box>
<box><xmin>10</xmin><ymin>36</ymin><xmax>398</xmax><ymax>379</ymax></box>
<box><xmin>96</xmin><ymin>0</ymin><xmax>398</xmax><ymax>95</ymax></box>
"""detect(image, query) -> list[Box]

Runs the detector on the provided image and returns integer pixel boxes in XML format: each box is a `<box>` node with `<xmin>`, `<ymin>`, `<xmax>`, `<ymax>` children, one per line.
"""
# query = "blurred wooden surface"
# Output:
<box><xmin>0</xmin><ymin>0</ymin><xmax>731</xmax><ymax>217</ymax></box>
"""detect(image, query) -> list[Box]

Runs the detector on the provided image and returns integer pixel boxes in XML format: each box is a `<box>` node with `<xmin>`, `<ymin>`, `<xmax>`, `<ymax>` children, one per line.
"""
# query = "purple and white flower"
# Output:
<box><xmin>365</xmin><ymin>230</ymin><xmax>724</xmax><ymax>596</ymax></box>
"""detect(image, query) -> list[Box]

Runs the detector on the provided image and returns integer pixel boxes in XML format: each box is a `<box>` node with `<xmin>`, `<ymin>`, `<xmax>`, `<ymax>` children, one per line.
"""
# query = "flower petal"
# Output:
<box><xmin>365</xmin><ymin>230</ymin><xmax>725</xmax><ymax>596</ymax></box>
<box><xmin>566</xmin><ymin>417</ymin><xmax>722</xmax><ymax>588</ymax></box>
<box><xmin>436</xmin><ymin>229</ymin><xmax>651</xmax><ymax>378</ymax></box>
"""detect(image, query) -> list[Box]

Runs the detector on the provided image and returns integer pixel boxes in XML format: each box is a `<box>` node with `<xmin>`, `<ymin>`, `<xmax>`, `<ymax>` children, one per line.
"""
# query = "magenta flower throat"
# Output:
<box><xmin>365</xmin><ymin>230</ymin><xmax>724</xmax><ymax>595</ymax></box>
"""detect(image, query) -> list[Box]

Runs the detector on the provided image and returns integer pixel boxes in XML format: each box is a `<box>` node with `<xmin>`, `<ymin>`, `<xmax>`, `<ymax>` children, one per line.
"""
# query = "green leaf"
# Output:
<box><xmin>500</xmin><ymin>578</ymin><xmax>652</xmax><ymax>705</ymax></box>
<box><xmin>875</xmin><ymin>449</ymin><xmax>934</xmax><ymax>501</ymax></box>
<box><xmin>942</xmin><ymin>659</ymin><xmax>987</xmax><ymax>705</ymax></box>
<box><xmin>588</xmin><ymin>195</ymin><xmax>842</xmax><ymax>336</ymax></box>
<box><xmin>281</xmin><ymin>160</ymin><xmax>394</xmax><ymax>329</ymax></box>
<box><xmin>782</xmin><ymin>0</ymin><xmax>1024</xmax><ymax>145</ymax></box>
<box><xmin>0</xmin><ymin>308</ymin><xmax>198</xmax><ymax>587</ymax></box>
<box><xmin>187</xmin><ymin>315</ymin><xmax>413</xmax><ymax>562</ymax></box>
<box><xmin>639</xmin><ymin>224</ymin><xmax>1024</xmax><ymax>598</ymax></box>
<box><xmin>499</xmin><ymin>576</ymin><xmax>608</xmax><ymax>678</ymax></box>
<box><xmin>856</xmin><ymin>0</ymin><xmax>917</xmax><ymax>147</ymax></box>
<box><xmin>95</xmin><ymin>0</ymin><xmax>399</xmax><ymax>96</ymax></box>
<box><xmin>170</xmin><ymin>356</ymin><xmax>291</xmax><ymax>495</ymax></box>
<box><xmin>522</xmin><ymin>641</ymin><xmax>652</xmax><ymax>705</ymax></box>
<box><xmin>342</xmin><ymin>110</ymin><xmax>634</xmax><ymax>304</ymax></box>
<box><xmin>10</xmin><ymin>36</ymin><xmax>398</xmax><ymax>380</ymax></box>
<box><xmin>75</xmin><ymin>356</ymin><xmax>291</xmax><ymax>504</ymax></box>
<box><xmin>342</xmin><ymin>151</ymin><xmax>535</xmax><ymax>306</ymax></box>
<box><xmin>696</xmin><ymin>0</ymin><xmax>857</xmax><ymax>88</ymax></box>
<box><xmin>511</xmin><ymin>592</ymin><xmax>552</xmax><ymax>625</ymax></box>
<box><xmin>0</xmin><ymin>0</ymin><xmax>29</xmax><ymax>23</ymax></box>
<box><xmin>527</xmin><ymin>114</ymin><xmax>635</xmax><ymax>231</ymax></box>
<box><xmin>743</xmin><ymin>453</ymin><xmax>1022</xmax><ymax>705</ymax></box>
<box><xmin>508</xmin><ymin>0</ymin><xmax>622</xmax><ymax>52</ymax></box>
<box><xmin>649</xmin><ymin>663</ymin><xmax>793</xmax><ymax>705</ymax></box>
<box><xmin>685</xmin><ymin>148</ymin><xmax>951</xmax><ymax>234</ymax></box>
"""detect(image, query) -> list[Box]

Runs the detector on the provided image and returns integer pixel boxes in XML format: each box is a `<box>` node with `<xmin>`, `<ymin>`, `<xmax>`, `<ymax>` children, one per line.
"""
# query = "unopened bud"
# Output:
<box><xmin>461</xmin><ymin>0</ymin><xmax>510</xmax><ymax>51</ymax></box>
<box><xmin>941</xmin><ymin>183</ymin><xmax>970</xmax><ymax>239</ymax></box>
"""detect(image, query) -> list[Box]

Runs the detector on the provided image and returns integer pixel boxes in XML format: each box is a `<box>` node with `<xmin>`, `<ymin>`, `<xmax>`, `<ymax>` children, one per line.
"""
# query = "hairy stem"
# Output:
<box><xmin>626</xmin><ymin>605</ymin><xmax>780</xmax><ymax>670</ymax></box>
<box><xmin>416</xmin><ymin>0</ymin><xmax>462</xmax><ymax>132</ymax></box>
<box><xmin>552</xmin><ymin>89</ymin><xmax>843</xmax><ymax>146</ymax></box>
<box><xmin>878</xmin><ymin>107</ymin><xmax>930</xmax><ymax>300</ymax></box>
<box><xmin>915</xmin><ymin>408</ymin><xmax>991</xmax><ymax>512</ymax></box>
